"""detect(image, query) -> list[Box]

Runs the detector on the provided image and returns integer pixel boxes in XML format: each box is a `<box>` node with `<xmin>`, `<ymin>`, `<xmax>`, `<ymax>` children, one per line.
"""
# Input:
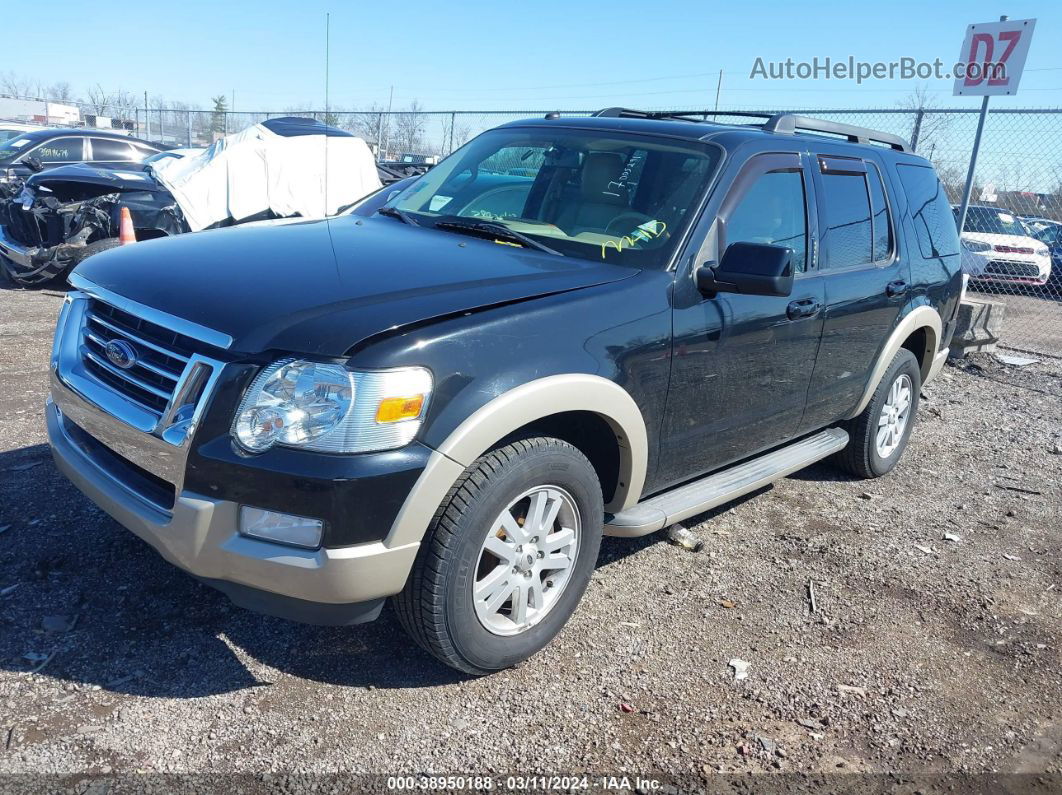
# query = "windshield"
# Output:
<box><xmin>386</xmin><ymin>127</ymin><xmax>721</xmax><ymax>267</ymax></box>
<box><xmin>957</xmin><ymin>206</ymin><xmax>1029</xmax><ymax>237</ymax></box>
<box><xmin>0</xmin><ymin>133</ymin><xmax>36</xmax><ymax>163</ymax></box>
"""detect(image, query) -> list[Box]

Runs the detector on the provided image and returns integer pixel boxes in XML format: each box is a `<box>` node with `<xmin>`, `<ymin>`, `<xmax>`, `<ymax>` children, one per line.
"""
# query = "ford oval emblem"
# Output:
<box><xmin>104</xmin><ymin>339</ymin><xmax>138</xmax><ymax>370</ymax></box>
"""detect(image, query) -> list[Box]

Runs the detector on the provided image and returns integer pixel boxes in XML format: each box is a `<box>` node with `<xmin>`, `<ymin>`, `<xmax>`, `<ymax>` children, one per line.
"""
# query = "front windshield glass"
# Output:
<box><xmin>957</xmin><ymin>206</ymin><xmax>1029</xmax><ymax>237</ymax></box>
<box><xmin>0</xmin><ymin>133</ymin><xmax>35</xmax><ymax>163</ymax></box>
<box><xmin>387</xmin><ymin>127</ymin><xmax>721</xmax><ymax>267</ymax></box>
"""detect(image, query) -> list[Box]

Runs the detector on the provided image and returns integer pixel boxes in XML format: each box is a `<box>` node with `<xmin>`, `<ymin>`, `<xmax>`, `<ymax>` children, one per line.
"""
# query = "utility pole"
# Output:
<box><xmin>382</xmin><ymin>85</ymin><xmax>394</xmax><ymax>159</ymax></box>
<box><xmin>324</xmin><ymin>12</ymin><xmax>331</xmax><ymax>217</ymax></box>
<box><xmin>713</xmin><ymin>69</ymin><xmax>722</xmax><ymax>121</ymax></box>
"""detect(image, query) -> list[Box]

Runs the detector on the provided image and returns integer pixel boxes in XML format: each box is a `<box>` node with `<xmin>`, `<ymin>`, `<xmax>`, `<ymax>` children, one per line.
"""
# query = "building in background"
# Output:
<box><xmin>0</xmin><ymin>96</ymin><xmax>81</xmax><ymax>126</ymax></box>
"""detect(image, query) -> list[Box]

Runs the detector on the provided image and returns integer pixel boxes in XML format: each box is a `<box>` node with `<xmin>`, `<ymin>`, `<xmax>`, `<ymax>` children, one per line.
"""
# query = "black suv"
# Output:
<box><xmin>47</xmin><ymin>109</ymin><xmax>962</xmax><ymax>674</ymax></box>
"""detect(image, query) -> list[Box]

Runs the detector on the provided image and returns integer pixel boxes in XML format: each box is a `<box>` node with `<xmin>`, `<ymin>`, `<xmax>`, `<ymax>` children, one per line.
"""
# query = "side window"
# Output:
<box><xmin>130</xmin><ymin>144</ymin><xmax>158</xmax><ymax>161</ymax></box>
<box><xmin>29</xmin><ymin>138</ymin><xmax>83</xmax><ymax>163</ymax></box>
<box><xmin>725</xmin><ymin>169</ymin><xmax>808</xmax><ymax>273</ymax></box>
<box><xmin>897</xmin><ymin>164</ymin><xmax>960</xmax><ymax>258</ymax></box>
<box><xmin>819</xmin><ymin>161</ymin><xmax>873</xmax><ymax>269</ymax></box>
<box><xmin>90</xmin><ymin>139</ymin><xmax>136</xmax><ymax>162</ymax></box>
<box><xmin>866</xmin><ymin>163</ymin><xmax>892</xmax><ymax>261</ymax></box>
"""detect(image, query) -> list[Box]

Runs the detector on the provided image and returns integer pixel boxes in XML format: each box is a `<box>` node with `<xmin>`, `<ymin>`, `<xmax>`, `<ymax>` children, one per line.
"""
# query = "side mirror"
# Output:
<box><xmin>22</xmin><ymin>156</ymin><xmax>44</xmax><ymax>173</ymax></box>
<box><xmin>696</xmin><ymin>242</ymin><xmax>794</xmax><ymax>297</ymax></box>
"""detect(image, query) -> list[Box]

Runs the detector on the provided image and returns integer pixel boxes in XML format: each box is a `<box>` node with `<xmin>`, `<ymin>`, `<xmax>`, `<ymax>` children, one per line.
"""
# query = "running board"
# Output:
<box><xmin>604</xmin><ymin>428</ymin><xmax>849</xmax><ymax>537</ymax></box>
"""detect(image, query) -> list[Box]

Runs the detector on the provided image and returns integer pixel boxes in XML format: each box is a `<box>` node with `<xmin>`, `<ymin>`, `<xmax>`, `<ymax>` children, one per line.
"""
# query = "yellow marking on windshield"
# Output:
<box><xmin>493</xmin><ymin>239</ymin><xmax>522</xmax><ymax>247</ymax></box>
<box><xmin>601</xmin><ymin>220</ymin><xmax>667</xmax><ymax>259</ymax></box>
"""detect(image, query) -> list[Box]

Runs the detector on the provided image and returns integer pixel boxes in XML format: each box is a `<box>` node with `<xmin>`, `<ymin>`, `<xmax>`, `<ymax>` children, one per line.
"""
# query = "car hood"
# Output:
<box><xmin>73</xmin><ymin>215</ymin><xmax>639</xmax><ymax>356</ymax></box>
<box><xmin>961</xmin><ymin>231</ymin><xmax>1047</xmax><ymax>254</ymax></box>
<box><xmin>28</xmin><ymin>163</ymin><xmax>162</xmax><ymax>194</ymax></box>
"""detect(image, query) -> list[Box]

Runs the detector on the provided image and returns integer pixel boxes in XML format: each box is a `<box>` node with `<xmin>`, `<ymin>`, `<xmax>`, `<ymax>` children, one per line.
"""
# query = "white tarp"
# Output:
<box><xmin>149</xmin><ymin>123</ymin><xmax>382</xmax><ymax>232</ymax></box>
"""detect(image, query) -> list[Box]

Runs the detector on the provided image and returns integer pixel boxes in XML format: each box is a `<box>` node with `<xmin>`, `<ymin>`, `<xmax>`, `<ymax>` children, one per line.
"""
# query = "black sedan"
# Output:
<box><xmin>0</xmin><ymin>128</ymin><xmax>164</xmax><ymax>184</ymax></box>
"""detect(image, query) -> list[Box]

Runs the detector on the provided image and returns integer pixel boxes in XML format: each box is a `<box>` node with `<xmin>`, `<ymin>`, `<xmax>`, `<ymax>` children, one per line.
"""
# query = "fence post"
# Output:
<box><xmin>449</xmin><ymin>112</ymin><xmax>456</xmax><ymax>154</ymax></box>
<box><xmin>145</xmin><ymin>107</ymin><xmax>151</xmax><ymax>141</ymax></box>
<box><xmin>186</xmin><ymin>113</ymin><xmax>192</xmax><ymax>148</ymax></box>
<box><xmin>909</xmin><ymin>108</ymin><xmax>925</xmax><ymax>153</ymax></box>
<box><xmin>159</xmin><ymin>110</ymin><xmax>165</xmax><ymax>143</ymax></box>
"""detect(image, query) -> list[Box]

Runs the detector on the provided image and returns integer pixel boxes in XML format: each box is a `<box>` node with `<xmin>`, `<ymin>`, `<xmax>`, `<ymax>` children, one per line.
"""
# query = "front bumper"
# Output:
<box><xmin>48</xmin><ymin>396</ymin><xmax>420</xmax><ymax>624</ymax></box>
<box><xmin>0</xmin><ymin>223</ymin><xmax>35</xmax><ymax>268</ymax></box>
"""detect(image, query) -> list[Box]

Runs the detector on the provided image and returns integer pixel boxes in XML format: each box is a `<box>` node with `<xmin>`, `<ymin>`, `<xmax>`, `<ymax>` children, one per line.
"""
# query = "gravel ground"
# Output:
<box><xmin>0</xmin><ymin>281</ymin><xmax>1060</xmax><ymax>789</ymax></box>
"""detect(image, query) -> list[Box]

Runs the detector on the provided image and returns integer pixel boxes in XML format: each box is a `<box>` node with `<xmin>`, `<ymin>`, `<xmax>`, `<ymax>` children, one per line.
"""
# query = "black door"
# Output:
<box><xmin>800</xmin><ymin>154</ymin><xmax>911</xmax><ymax>430</ymax></box>
<box><xmin>21</xmin><ymin>136</ymin><xmax>85</xmax><ymax>171</ymax></box>
<box><xmin>657</xmin><ymin>151</ymin><xmax>825</xmax><ymax>490</ymax></box>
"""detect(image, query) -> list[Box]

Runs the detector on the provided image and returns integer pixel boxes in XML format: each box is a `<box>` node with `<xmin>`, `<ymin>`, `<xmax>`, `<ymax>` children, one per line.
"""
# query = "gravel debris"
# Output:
<box><xmin>1</xmin><ymin>284</ymin><xmax>1060</xmax><ymax>780</ymax></box>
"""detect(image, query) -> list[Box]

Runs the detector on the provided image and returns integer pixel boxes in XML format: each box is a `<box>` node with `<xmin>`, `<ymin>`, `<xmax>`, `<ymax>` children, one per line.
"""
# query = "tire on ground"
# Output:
<box><xmin>1</xmin><ymin>237</ymin><xmax>121</xmax><ymax>288</ymax></box>
<box><xmin>835</xmin><ymin>347</ymin><xmax>921</xmax><ymax>479</ymax></box>
<box><xmin>394</xmin><ymin>436</ymin><xmax>603</xmax><ymax>675</ymax></box>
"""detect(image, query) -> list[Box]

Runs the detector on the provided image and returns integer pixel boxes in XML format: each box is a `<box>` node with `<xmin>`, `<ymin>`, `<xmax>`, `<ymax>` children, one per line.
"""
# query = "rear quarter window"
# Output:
<box><xmin>896</xmin><ymin>164</ymin><xmax>960</xmax><ymax>258</ymax></box>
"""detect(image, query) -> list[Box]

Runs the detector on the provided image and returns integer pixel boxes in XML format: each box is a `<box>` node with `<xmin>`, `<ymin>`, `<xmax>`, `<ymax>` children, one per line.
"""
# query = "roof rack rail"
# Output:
<box><xmin>592</xmin><ymin>107</ymin><xmax>710</xmax><ymax>122</ymax></box>
<box><xmin>589</xmin><ymin>107</ymin><xmax>911</xmax><ymax>152</ymax></box>
<box><xmin>763</xmin><ymin>114</ymin><xmax>909</xmax><ymax>152</ymax></box>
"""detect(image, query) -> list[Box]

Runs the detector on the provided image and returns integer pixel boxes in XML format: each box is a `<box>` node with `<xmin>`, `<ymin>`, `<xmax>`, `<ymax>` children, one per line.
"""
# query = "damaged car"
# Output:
<box><xmin>0</xmin><ymin>117</ymin><xmax>383</xmax><ymax>286</ymax></box>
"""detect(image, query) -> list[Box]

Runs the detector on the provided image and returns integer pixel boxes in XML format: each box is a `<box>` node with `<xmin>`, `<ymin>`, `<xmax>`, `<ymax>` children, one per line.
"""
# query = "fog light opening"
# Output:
<box><xmin>239</xmin><ymin>506</ymin><xmax>323</xmax><ymax>549</ymax></box>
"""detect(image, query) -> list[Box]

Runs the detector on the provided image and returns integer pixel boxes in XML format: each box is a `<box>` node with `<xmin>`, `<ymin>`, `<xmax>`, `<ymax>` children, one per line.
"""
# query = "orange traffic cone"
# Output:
<box><xmin>118</xmin><ymin>207</ymin><xmax>136</xmax><ymax>245</ymax></box>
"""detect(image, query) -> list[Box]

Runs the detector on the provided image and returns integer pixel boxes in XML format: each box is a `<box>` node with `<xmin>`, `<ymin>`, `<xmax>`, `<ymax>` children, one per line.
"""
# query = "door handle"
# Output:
<box><xmin>886</xmin><ymin>279</ymin><xmax>908</xmax><ymax>298</ymax></box>
<box><xmin>786</xmin><ymin>298</ymin><xmax>821</xmax><ymax>320</ymax></box>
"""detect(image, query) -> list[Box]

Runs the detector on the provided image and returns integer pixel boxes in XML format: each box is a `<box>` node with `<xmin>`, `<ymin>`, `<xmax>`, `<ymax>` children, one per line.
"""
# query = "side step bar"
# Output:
<box><xmin>604</xmin><ymin>428</ymin><xmax>849</xmax><ymax>537</ymax></box>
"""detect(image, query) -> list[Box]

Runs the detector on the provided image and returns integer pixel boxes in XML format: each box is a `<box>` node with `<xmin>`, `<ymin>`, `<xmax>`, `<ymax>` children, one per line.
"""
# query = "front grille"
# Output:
<box><xmin>984</xmin><ymin>260</ymin><xmax>1040</xmax><ymax>278</ymax></box>
<box><xmin>0</xmin><ymin>201</ymin><xmax>48</xmax><ymax>247</ymax></box>
<box><xmin>80</xmin><ymin>298</ymin><xmax>204</xmax><ymax>418</ymax></box>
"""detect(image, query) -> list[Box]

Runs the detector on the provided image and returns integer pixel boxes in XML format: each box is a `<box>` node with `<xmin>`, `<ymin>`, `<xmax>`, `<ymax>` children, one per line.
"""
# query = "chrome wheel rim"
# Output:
<box><xmin>472</xmin><ymin>485</ymin><xmax>580</xmax><ymax>636</ymax></box>
<box><xmin>876</xmin><ymin>373</ymin><xmax>913</xmax><ymax>459</ymax></box>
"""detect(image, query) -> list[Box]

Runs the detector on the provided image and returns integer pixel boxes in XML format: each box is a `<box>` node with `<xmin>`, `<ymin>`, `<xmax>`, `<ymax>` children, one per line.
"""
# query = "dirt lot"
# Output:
<box><xmin>0</xmin><ymin>282</ymin><xmax>1060</xmax><ymax>790</ymax></box>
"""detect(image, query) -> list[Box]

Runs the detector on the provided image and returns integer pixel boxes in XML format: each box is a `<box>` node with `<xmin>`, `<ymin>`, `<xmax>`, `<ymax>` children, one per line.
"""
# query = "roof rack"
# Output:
<box><xmin>591</xmin><ymin>107</ymin><xmax>712</xmax><ymax>123</ymax></box>
<box><xmin>587</xmin><ymin>107</ymin><xmax>910</xmax><ymax>152</ymax></box>
<box><xmin>763</xmin><ymin>114</ymin><xmax>909</xmax><ymax>152</ymax></box>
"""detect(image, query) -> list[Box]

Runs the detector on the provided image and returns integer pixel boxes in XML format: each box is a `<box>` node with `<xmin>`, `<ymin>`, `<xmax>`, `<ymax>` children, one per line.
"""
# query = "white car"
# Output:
<box><xmin>954</xmin><ymin>205</ymin><xmax>1052</xmax><ymax>287</ymax></box>
<box><xmin>0</xmin><ymin>122</ymin><xmax>46</xmax><ymax>143</ymax></box>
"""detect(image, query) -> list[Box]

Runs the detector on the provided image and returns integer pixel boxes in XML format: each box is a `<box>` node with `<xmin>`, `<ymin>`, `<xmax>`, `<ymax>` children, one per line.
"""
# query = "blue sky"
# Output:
<box><xmin>4</xmin><ymin>0</ymin><xmax>1058</xmax><ymax>112</ymax></box>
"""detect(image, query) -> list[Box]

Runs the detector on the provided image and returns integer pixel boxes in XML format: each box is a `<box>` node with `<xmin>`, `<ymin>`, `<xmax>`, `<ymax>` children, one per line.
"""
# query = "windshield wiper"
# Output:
<box><xmin>377</xmin><ymin>206</ymin><xmax>419</xmax><ymax>226</ymax></box>
<box><xmin>432</xmin><ymin>218</ymin><xmax>562</xmax><ymax>256</ymax></box>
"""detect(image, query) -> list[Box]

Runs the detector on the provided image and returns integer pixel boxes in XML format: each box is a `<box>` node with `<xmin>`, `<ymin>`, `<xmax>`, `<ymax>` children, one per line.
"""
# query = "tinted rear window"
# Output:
<box><xmin>896</xmin><ymin>164</ymin><xmax>960</xmax><ymax>258</ymax></box>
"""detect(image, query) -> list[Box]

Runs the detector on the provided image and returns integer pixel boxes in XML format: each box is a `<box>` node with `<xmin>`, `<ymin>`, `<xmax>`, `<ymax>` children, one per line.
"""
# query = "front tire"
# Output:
<box><xmin>394</xmin><ymin>437</ymin><xmax>603</xmax><ymax>675</ymax></box>
<box><xmin>835</xmin><ymin>348</ymin><xmax>921</xmax><ymax>479</ymax></box>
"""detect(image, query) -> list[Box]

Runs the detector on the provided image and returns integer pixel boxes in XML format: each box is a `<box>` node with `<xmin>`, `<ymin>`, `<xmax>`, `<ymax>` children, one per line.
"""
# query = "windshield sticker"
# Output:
<box><xmin>606</xmin><ymin>151</ymin><xmax>645</xmax><ymax>196</ymax></box>
<box><xmin>11</xmin><ymin>139</ymin><xmax>30</xmax><ymax>148</ymax></box>
<box><xmin>999</xmin><ymin>212</ymin><xmax>1015</xmax><ymax>223</ymax></box>
<box><xmin>429</xmin><ymin>195</ymin><xmax>453</xmax><ymax>212</ymax></box>
<box><xmin>601</xmin><ymin>219</ymin><xmax>667</xmax><ymax>259</ymax></box>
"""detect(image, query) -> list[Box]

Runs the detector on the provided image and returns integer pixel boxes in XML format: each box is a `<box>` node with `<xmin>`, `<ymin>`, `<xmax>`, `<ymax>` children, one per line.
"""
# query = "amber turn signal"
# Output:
<box><xmin>375</xmin><ymin>395</ymin><xmax>425</xmax><ymax>423</ymax></box>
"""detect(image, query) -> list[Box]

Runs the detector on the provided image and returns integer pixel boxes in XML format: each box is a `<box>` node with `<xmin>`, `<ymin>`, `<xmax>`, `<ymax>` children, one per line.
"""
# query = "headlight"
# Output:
<box><xmin>1035</xmin><ymin>246</ymin><xmax>1049</xmax><ymax>257</ymax></box>
<box><xmin>962</xmin><ymin>239</ymin><xmax>991</xmax><ymax>253</ymax></box>
<box><xmin>232</xmin><ymin>359</ymin><xmax>432</xmax><ymax>454</ymax></box>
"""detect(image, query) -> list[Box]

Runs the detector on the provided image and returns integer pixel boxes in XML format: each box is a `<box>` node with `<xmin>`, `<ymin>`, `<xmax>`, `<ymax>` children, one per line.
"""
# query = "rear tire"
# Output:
<box><xmin>835</xmin><ymin>348</ymin><xmax>921</xmax><ymax>479</ymax></box>
<box><xmin>394</xmin><ymin>437</ymin><xmax>603</xmax><ymax>675</ymax></box>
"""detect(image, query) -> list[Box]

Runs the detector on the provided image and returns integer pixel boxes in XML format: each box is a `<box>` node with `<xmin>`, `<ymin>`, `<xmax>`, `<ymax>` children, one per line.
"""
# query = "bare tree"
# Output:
<box><xmin>897</xmin><ymin>84</ymin><xmax>953</xmax><ymax>153</ymax></box>
<box><xmin>393</xmin><ymin>100</ymin><xmax>427</xmax><ymax>155</ymax></box>
<box><xmin>46</xmin><ymin>82</ymin><xmax>74</xmax><ymax>102</ymax></box>
<box><xmin>347</xmin><ymin>103</ymin><xmax>386</xmax><ymax>142</ymax></box>
<box><xmin>438</xmin><ymin>113</ymin><xmax>473</xmax><ymax>156</ymax></box>
<box><xmin>0</xmin><ymin>71</ymin><xmax>38</xmax><ymax>97</ymax></box>
<box><xmin>84</xmin><ymin>84</ymin><xmax>113</xmax><ymax>115</ymax></box>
